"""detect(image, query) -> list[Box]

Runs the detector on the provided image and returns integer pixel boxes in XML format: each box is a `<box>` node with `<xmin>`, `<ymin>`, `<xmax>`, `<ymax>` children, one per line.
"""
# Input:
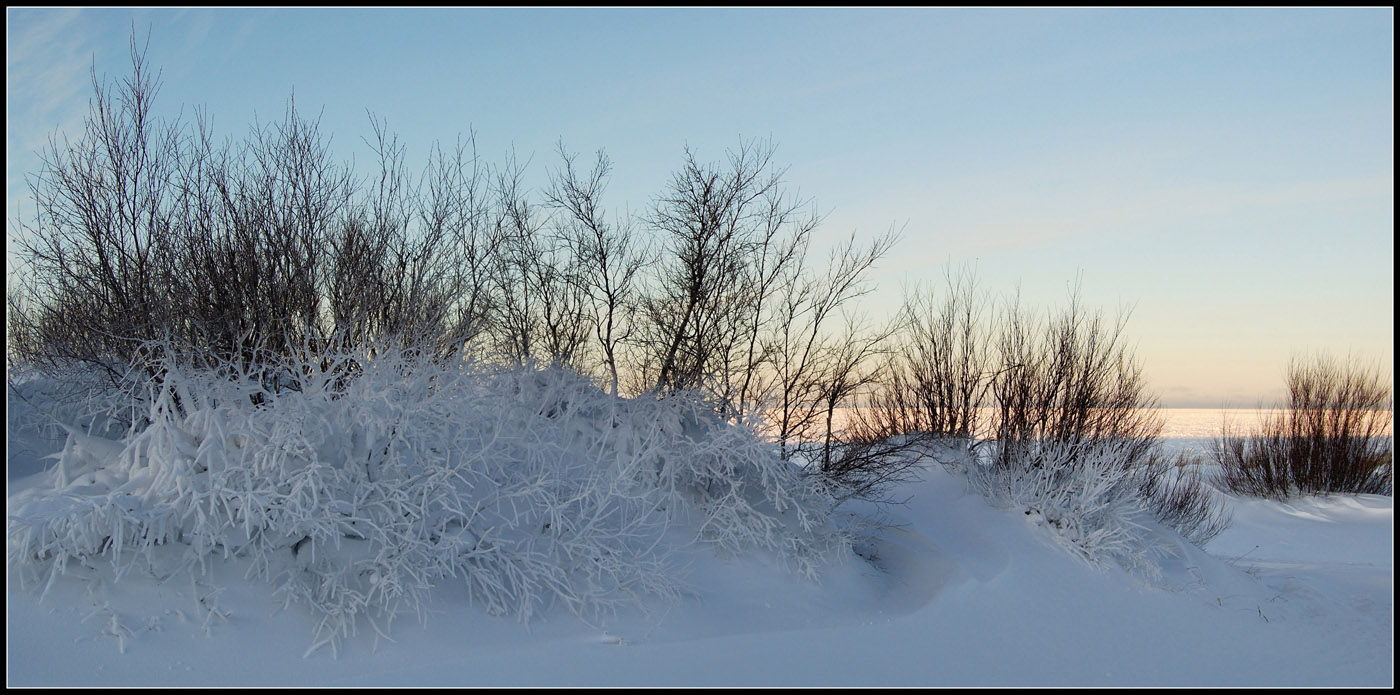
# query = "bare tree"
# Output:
<box><xmin>813</xmin><ymin>313</ymin><xmax>897</xmax><ymax>467</ymax></box>
<box><xmin>486</xmin><ymin>150</ymin><xmax>588</xmax><ymax>369</ymax></box>
<box><xmin>327</xmin><ymin>116</ymin><xmax>492</xmax><ymax>356</ymax></box>
<box><xmin>846</xmin><ymin>265</ymin><xmax>994</xmax><ymax>443</ymax></box>
<box><xmin>414</xmin><ymin>132</ymin><xmax>499</xmax><ymax>356</ymax></box>
<box><xmin>721</xmin><ymin>175</ymin><xmax>816</xmax><ymax>421</ymax></box>
<box><xmin>642</xmin><ymin>138</ymin><xmax>802</xmax><ymax>396</ymax></box>
<box><xmin>546</xmin><ymin>143</ymin><xmax>647</xmax><ymax>394</ymax></box>
<box><xmin>767</xmin><ymin>228</ymin><xmax>899</xmax><ymax>460</ymax></box>
<box><xmin>327</xmin><ymin>114</ymin><xmax>412</xmax><ymax>348</ymax></box>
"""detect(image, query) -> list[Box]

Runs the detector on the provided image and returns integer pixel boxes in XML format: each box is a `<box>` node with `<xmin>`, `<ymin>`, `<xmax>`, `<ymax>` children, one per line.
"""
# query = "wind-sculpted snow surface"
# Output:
<box><xmin>7</xmin><ymin>345</ymin><xmax>849</xmax><ymax>655</ymax></box>
<box><xmin>7</xmin><ymin>371</ymin><xmax>1392</xmax><ymax>685</ymax></box>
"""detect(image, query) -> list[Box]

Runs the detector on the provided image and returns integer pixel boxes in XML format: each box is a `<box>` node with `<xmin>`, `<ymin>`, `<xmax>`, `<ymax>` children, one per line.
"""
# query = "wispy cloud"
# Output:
<box><xmin>7</xmin><ymin>10</ymin><xmax>101</xmax><ymax>207</ymax></box>
<box><xmin>7</xmin><ymin>9</ymin><xmax>97</xmax><ymax>129</ymax></box>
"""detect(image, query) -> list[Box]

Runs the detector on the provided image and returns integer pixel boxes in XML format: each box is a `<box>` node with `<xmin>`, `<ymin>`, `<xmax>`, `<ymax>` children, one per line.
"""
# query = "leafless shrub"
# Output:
<box><xmin>10</xmin><ymin>33</ymin><xmax>600</xmax><ymax>383</ymax></box>
<box><xmin>1140</xmin><ymin>451</ymin><xmax>1232</xmax><ymax>546</ymax></box>
<box><xmin>976</xmin><ymin>285</ymin><xmax>1237</xmax><ymax>554</ymax></box>
<box><xmin>817</xmin><ymin>382</ymin><xmax>935</xmax><ymax>505</ymax></box>
<box><xmin>1213</xmin><ymin>353</ymin><xmax>1393</xmax><ymax>499</ymax></box>
<box><xmin>482</xmin><ymin>149</ymin><xmax>591</xmax><ymax>369</ymax></box>
<box><xmin>173</xmin><ymin>97</ymin><xmax>354</xmax><ymax>366</ymax></box>
<box><xmin>850</xmin><ymin>272</ymin><xmax>1230</xmax><ymax>552</ymax></box>
<box><xmin>877</xmin><ymin>265</ymin><xmax>993</xmax><ymax>440</ymax></box>
<box><xmin>11</xmin><ymin>34</ymin><xmax>361</xmax><ymax>379</ymax></box>
<box><xmin>986</xmin><ymin>284</ymin><xmax>1161</xmax><ymax>472</ymax></box>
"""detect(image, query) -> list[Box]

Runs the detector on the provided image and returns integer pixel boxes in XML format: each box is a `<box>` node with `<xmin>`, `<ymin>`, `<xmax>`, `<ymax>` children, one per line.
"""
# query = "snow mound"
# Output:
<box><xmin>7</xmin><ymin>345</ymin><xmax>849</xmax><ymax>655</ymax></box>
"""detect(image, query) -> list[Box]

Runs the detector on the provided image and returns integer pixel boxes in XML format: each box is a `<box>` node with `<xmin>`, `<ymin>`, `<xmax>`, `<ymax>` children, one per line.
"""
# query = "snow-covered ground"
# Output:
<box><xmin>6</xmin><ymin>386</ymin><xmax>1392</xmax><ymax>687</ymax></box>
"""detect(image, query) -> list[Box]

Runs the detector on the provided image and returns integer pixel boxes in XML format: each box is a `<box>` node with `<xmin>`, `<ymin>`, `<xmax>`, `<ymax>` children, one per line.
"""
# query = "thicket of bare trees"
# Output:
<box><xmin>8</xmin><ymin>38</ymin><xmax>905</xmax><ymax>497</ymax></box>
<box><xmin>858</xmin><ymin>277</ymin><xmax>1161</xmax><ymax>468</ymax></box>
<box><xmin>9</xmin><ymin>39</ymin><xmax>188</xmax><ymax>382</ymax></box>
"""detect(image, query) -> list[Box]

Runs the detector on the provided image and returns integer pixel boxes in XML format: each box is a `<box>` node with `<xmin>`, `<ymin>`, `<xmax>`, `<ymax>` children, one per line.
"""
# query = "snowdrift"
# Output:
<box><xmin>6</xmin><ymin>353</ymin><xmax>1391</xmax><ymax>686</ymax></box>
<box><xmin>8</xmin><ymin>347</ymin><xmax>847</xmax><ymax>655</ymax></box>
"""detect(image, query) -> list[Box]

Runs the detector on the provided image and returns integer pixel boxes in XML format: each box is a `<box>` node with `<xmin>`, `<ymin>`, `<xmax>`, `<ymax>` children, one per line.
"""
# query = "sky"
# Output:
<box><xmin>5</xmin><ymin>7</ymin><xmax>1394</xmax><ymax>407</ymax></box>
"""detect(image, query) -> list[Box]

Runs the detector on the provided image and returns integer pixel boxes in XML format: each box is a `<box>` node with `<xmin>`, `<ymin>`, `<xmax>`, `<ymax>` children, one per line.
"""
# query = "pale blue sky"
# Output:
<box><xmin>6</xmin><ymin>7</ymin><xmax>1393</xmax><ymax>407</ymax></box>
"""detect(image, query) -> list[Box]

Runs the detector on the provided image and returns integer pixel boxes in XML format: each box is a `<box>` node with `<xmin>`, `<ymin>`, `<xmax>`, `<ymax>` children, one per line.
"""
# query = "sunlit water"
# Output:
<box><xmin>816</xmin><ymin>407</ymin><xmax>1390</xmax><ymax>460</ymax></box>
<box><xmin>1156</xmin><ymin>408</ymin><xmax>1394</xmax><ymax>458</ymax></box>
<box><xmin>1156</xmin><ymin>408</ymin><xmax>1253</xmax><ymax>459</ymax></box>
<box><xmin>1159</xmin><ymin>408</ymin><xmax>1254</xmax><ymax>439</ymax></box>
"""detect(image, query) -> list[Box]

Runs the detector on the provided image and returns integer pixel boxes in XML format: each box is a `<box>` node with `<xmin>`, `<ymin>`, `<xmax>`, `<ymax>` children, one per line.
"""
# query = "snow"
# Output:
<box><xmin>6</xmin><ymin>378</ymin><xmax>1393</xmax><ymax>687</ymax></box>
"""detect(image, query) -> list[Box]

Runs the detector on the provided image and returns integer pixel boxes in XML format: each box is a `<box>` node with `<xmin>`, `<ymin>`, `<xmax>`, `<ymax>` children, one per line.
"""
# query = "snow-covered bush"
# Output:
<box><xmin>7</xmin><ymin>341</ymin><xmax>848</xmax><ymax>655</ymax></box>
<box><xmin>950</xmin><ymin>281</ymin><xmax>1237</xmax><ymax>573</ymax></box>
<box><xmin>959</xmin><ymin>437</ymin><xmax>1233</xmax><ymax>577</ymax></box>
<box><xmin>1139</xmin><ymin>452</ymin><xmax>1232</xmax><ymax>547</ymax></box>
<box><xmin>7</xmin><ymin>361</ymin><xmax>139</xmax><ymax>444</ymax></box>
<box><xmin>963</xmin><ymin>438</ymin><xmax>1164</xmax><ymax>575</ymax></box>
